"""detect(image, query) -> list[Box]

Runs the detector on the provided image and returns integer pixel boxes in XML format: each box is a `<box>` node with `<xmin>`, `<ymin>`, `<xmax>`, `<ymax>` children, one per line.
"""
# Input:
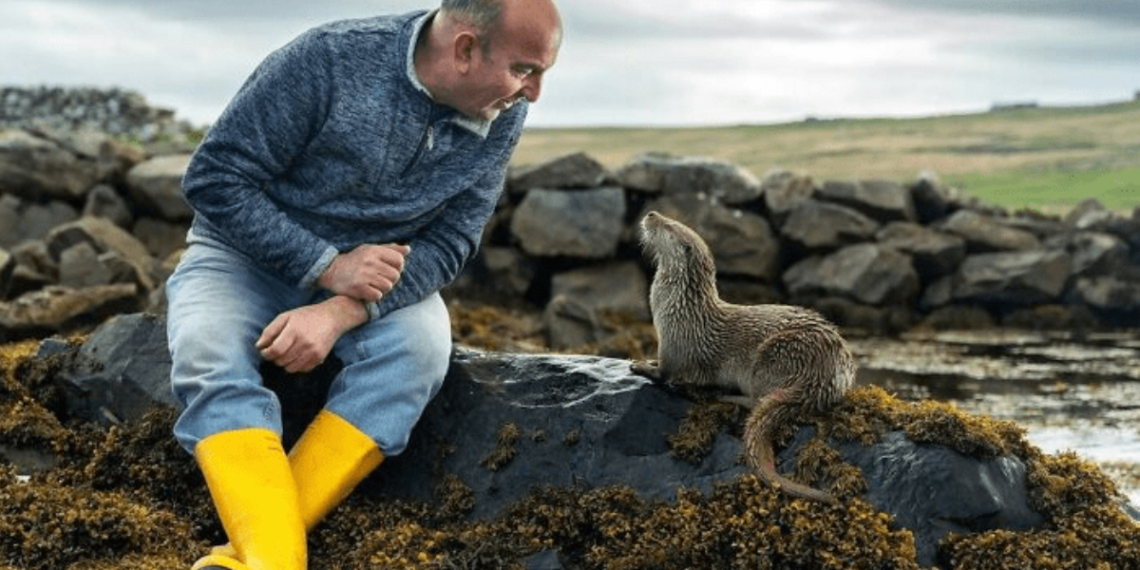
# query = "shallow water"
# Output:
<box><xmin>851</xmin><ymin>329</ymin><xmax>1140</xmax><ymax>504</ymax></box>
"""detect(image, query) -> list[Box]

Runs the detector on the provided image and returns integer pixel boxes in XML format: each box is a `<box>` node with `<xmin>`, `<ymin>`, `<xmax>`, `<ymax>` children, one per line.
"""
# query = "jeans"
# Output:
<box><xmin>165</xmin><ymin>238</ymin><xmax>452</xmax><ymax>456</ymax></box>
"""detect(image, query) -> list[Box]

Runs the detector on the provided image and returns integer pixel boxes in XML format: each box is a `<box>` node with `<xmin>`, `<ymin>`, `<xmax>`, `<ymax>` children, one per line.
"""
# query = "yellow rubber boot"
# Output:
<box><xmin>289</xmin><ymin>410</ymin><xmax>385</xmax><ymax>528</ymax></box>
<box><xmin>192</xmin><ymin>428</ymin><xmax>306</xmax><ymax>570</ymax></box>
<box><xmin>209</xmin><ymin>410</ymin><xmax>384</xmax><ymax>561</ymax></box>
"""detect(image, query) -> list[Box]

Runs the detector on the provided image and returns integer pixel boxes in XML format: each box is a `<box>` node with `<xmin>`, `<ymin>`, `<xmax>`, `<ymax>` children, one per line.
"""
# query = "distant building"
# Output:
<box><xmin>990</xmin><ymin>101</ymin><xmax>1039</xmax><ymax>112</ymax></box>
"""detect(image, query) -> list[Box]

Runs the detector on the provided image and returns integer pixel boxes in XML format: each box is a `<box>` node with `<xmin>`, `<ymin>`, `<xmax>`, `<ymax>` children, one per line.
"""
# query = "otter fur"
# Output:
<box><xmin>632</xmin><ymin>211</ymin><xmax>857</xmax><ymax>503</ymax></box>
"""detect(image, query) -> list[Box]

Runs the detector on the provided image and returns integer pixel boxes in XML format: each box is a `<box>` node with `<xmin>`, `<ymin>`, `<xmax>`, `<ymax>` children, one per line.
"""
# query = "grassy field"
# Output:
<box><xmin>512</xmin><ymin>99</ymin><xmax>1140</xmax><ymax>215</ymax></box>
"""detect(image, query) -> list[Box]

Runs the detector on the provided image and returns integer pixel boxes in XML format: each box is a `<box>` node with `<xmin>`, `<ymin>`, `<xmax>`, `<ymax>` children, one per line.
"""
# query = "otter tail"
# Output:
<box><xmin>744</xmin><ymin>388</ymin><xmax>836</xmax><ymax>504</ymax></box>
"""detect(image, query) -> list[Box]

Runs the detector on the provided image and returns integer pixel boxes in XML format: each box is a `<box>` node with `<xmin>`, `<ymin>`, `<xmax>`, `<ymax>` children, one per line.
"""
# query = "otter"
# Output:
<box><xmin>632</xmin><ymin>211</ymin><xmax>857</xmax><ymax>504</ymax></box>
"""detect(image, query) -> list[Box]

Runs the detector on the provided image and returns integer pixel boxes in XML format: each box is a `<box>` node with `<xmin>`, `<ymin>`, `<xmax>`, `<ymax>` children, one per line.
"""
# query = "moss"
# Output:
<box><xmin>481</xmin><ymin>421</ymin><xmax>522</xmax><ymax>472</ymax></box>
<box><xmin>2</xmin><ymin>336</ymin><xmax>1138</xmax><ymax>570</ymax></box>
<box><xmin>668</xmin><ymin>400</ymin><xmax>743</xmax><ymax>464</ymax></box>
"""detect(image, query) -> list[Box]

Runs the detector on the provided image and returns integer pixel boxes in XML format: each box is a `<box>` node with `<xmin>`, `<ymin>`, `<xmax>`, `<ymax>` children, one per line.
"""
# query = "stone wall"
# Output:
<box><xmin>1</xmin><ymin>87</ymin><xmax>1138</xmax><ymax>342</ymax></box>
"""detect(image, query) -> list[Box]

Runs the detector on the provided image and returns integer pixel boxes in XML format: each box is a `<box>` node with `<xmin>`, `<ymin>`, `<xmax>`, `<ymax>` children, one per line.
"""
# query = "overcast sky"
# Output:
<box><xmin>3</xmin><ymin>0</ymin><xmax>1138</xmax><ymax>127</ymax></box>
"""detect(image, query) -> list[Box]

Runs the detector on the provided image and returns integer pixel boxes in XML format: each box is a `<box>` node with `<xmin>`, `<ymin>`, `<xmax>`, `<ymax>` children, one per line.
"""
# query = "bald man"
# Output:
<box><xmin>165</xmin><ymin>1</ymin><xmax>561</xmax><ymax>569</ymax></box>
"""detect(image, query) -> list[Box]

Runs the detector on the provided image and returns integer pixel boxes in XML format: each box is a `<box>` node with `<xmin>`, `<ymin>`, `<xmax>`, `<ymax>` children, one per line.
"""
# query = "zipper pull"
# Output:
<box><xmin>426</xmin><ymin>124</ymin><xmax>435</xmax><ymax>151</ymax></box>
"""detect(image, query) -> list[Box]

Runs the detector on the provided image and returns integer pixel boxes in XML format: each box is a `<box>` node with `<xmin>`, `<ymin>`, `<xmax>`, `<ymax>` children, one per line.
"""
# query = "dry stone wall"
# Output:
<box><xmin>1</xmin><ymin>87</ymin><xmax>1138</xmax><ymax>343</ymax></box>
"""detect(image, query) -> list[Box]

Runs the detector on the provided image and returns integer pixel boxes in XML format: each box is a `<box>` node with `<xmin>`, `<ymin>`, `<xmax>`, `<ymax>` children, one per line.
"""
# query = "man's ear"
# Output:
<box><xmin>453</xmin><ymin>32</ymin><xmax>477</xmax><ymax>74</ymax></box>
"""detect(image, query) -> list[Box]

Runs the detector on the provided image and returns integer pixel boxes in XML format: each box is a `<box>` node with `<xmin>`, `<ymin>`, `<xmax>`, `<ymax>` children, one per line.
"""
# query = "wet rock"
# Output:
<box><xmin>509</xmin><ymin>151</ymin><xmax>609</xmax><ymax>193</ymax></box>
<box><xmin>784</xmin><ymin>243</ymin><xmax>920</xmax><ymax>306</ymax></box>
<box><xmin>919</xmin><ymin>305</ymin><xmax>997</xmax><ymax>330</ymax></box>
<box><xmin>817</xmin><ymin>179</ymin><xmax>917</xmax><ymax>223</ymax></box>
<box><xmin>616</xmin><ymin>153</ymin><xmax>762</xmax><ymax>205</ymax></box>
<box><xmin>780</xmin><ymin>199</ymin><xmax>879</xmax><ymax>252</ymax></box>
<box><xmin>1065</xmin><ymin>198</ymin><xmax>1112</xmax><ymax>230</ymax></box>
<box><xmin>57</xmin><ymin>312</ymin><xmax>178</xmax><ymax>424</ymax></box>
<box><xmin>940</xmin><ymin>209</ymin><xmax>1041</xmax><ymax>252</ymax></box>
<box><xmin>823</xmin><ymin>430</ymin><xmax>1043</xmax><ymax>567</ymax></box>
<box><xmin>952</xmin><ymin>250</ymin><xmax>1071</xmax><ymax>306</ymax></box>
<box><xmin>760</xmin><ymin>168</ymin><xmax>815</xmax><ymax>227</ymax></box>
<box><xmin>876</xmin><ymin>221</ymin><xmax>967</xmax><ymax>283</ymax></box>
<box><xmin>0</xmin><ymin>128</ymin><xmax>101</xmax><ymax>201</ymax></box>
<box><xmin>38</xmin><ymin>315</ymin><xmax>1060</xmax><ymax>565</ymax></box>
<box><xmin>510</xmin><ymin>187</ymin><xmax>626</xmax><ymax>258</ymax></box>
<box><xmin>0</xmin><ymin>283</ymin><xmax>138</xmax><ymax>340</ymax></box>
<box><xmin>124</xmin><ymin>154</ymin><xmax>194</xmax><ymax>220</ymax></box>
<box><xmin>646</xmin><ymin>195</ymin><xmax>781</xmax><ymax>281</ymax></box>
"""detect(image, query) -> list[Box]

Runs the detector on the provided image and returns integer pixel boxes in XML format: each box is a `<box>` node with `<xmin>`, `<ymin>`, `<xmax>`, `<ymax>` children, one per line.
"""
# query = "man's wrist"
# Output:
<box><xmin>323</xmin><ymin>294</ymin><xmax>370</xmax><ymax>330</ymax></box>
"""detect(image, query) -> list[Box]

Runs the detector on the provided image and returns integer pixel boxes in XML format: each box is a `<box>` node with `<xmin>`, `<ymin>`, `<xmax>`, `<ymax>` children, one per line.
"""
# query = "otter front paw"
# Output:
<box><xmin>630</xmin><ymin>359</ymin><xmax>663</xmax><ymax>381</ymax></box>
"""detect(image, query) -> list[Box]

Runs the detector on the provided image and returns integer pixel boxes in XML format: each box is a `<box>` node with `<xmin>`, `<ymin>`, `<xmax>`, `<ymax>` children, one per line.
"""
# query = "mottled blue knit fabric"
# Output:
<box><xmin>181</xmin><ymin>10</ymin><xmax>527</xmax><ymax>320</ymax></box>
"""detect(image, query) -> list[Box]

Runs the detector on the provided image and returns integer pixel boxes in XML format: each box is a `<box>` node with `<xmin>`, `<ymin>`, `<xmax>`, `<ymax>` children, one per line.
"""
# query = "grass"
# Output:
<box><xmin>513</xmin><ymin>99</ymin><xmax>1140</xmax><ymax>215</ymax></box>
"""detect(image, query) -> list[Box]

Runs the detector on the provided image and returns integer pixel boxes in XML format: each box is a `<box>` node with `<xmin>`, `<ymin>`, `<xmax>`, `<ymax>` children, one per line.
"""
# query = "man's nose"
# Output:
<box><xmin>522</xmin><ymin>74</ymin><xmax>543</xmax><ymax>102</ymax></box>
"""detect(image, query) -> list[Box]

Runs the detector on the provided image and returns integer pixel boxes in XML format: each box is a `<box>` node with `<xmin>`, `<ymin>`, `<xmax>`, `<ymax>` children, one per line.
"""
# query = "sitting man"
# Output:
<box><xmin>165</xmin><ymin>1</ymin><xmax>562</xmax><ymax>568</ymax></box>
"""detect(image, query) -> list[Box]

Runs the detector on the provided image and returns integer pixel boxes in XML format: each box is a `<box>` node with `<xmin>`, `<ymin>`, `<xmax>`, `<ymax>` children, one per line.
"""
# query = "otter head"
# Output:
<box><xmin>640</xmin><ymin>211</ymin><xmax>717</xmax><ymax>278</ymax></box>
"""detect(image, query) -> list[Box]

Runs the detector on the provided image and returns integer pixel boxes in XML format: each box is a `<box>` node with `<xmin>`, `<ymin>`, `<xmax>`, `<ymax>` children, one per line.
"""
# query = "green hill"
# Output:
<box><xmin>513</xmin><ymin>99</ymin><xmax>1140</xmax><ymax>215</ymax></box>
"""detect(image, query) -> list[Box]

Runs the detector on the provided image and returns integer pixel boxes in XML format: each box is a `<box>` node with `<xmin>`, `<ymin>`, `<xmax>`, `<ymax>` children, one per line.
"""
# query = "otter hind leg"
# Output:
<box><xmin>743</xmin><ymin>388</ymin><xmax>836</xmax><ymax>504</ymax></box>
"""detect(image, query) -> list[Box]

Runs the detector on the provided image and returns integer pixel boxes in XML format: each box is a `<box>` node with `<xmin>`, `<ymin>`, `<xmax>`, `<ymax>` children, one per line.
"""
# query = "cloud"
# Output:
<box><xmin>2</xmin><ymin>0</ymin><xmax>1138</xmax><ymax>127</ymax></box>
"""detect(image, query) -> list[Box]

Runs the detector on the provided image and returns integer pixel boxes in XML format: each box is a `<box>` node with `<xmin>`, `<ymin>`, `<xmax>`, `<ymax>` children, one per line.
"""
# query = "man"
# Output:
<box><xmin>165</xmin><ymin>1</ymin><xmax>562</xmax><ymax>569</ymax></box>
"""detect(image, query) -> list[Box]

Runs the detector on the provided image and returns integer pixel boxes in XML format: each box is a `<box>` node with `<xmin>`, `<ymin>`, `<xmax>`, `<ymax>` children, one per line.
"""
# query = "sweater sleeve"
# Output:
<box><xmin>366</xmin><ymin>162</ymin><xmax>508</xmax><ymax>320</ymax></box>
<box><xmin>181</xmin><ymin>30</ymin><xmax>340</xmax><ymax>288</ymax></box>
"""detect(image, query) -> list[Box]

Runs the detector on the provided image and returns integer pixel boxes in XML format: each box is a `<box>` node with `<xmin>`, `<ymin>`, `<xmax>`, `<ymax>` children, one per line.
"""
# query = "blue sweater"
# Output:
<box><xmin>182</xmin><ymin>10</ymin><xmax>527</xmax><ymax>320</ymax></box>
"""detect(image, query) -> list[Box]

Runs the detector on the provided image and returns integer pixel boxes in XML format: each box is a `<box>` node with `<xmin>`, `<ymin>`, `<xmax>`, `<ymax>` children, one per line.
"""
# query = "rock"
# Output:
<box><xmin>784</xmin><ymin>243</ymin><xmax>920</xmax><ymax>306</ymax></box>
<box><xmin>57</xmin><ymin>313</ymin><xmax>178</xmax><ymax>424</ymax></box>
<box><xmin>760</xmin><ymin>168</ymin><xmax>815</xmax><ymax>227</ymax></box>
<box><xmin>39</xmin><ymin>315</ymin><xmax>1057</xmax><ymax>568</ymax></box>
<box><xmin>45</xmin><ymin>217</ymin><xmax>157</xmax><ymax>293</ymax></box>
<box><xmin>479</xmin><ymin>246</ymin><xmax>535</xmax><ymax>298</ymax></box>
<box><xmin>82</xmin><ymin>184</ymin><xmax>134</xmax><ymax>228</ymax></box>
<box><xmin>549</xmin><ymin>261</ymin><xmax>649</xmax><ymax>321</ymax></box>
<box><xmin>57</xmin><ymin>242</ymin><xmax>115</xmax><ymax>289</ymax></box>
<box><xmin>616</xmin><ymin>153</ymin><xmax>762</xmax><ymax>205</ymax></box>
<box><xmin>510</xmin><ymin>187</ymin><xmax>626</xmax><ymax>258</ymax></box>
<box><xmin>543</xmin><ymin>294</ymin><xmax>604</xmax><ymax>349</ymax></box>
<box><xmin>1064</xmin><ymin>198</ymin><xmax>1110</xmax><ymax>229</ymax></box>
<box><xmin>131</xmin><ymin>217</ymin><xmax>188</xmax><ymax>260</ymax></box>
<box><xmin>780</xmin><ymin>200</ymin><xmax>879</xmax><ymax>252</ymax></box>
<box><xmin>1044</xmin><ymin>231</ymin><xmax>1129</xmax><ymax>279</ymax></box>
<box><xmin>952</xmin><ymin>250</ymin><xmax>1072</xmax><ymax>307</ymax></box>
<box><xmin>0</xmin><ymin>193</ymin><xmax>80</xmax><ymax>249</ymax></box>
<box><xmin>908</xmin><ymin>171</ymin><xmax>953</xmax><ymax>224</ymax></box>
<box><xmin>0</xmin><ymin>128</ymin><xmax>101</xmax><ymax>201</ymax></box>
<box><xmin>0</xmin><ymin>247</ymin><xmax>13</xmax><ymax>299</ymax></box>
<box><xmin>509</xmin><ymin>151</ymin><xmax>609</xmax><ymax>192</ymax></box>
<box><xmin>1068</xmin><ymin>276</ymin><xmax>1140</xmax><ymax>312</ymax></box>
<box><xmin>825</xmin><ymin>430</ymin><xmax>1043</xmax><ymax>567</ymax></box>
<box><xmin>817</xmin><ymin>179</ymin><xmax>917</xmax><ymax>223</ymax></box>
<box><xmin>876</xmin><ymin>221</ymin><xmax>967</xmax><ymax>283</ymax></box>
<box><xmin>124</xmin><ymin>154</ymin><xmax>194</xmax><ymax>220</ymax></box>
<box><xmin>940</xmin><ymin>210</ymin><xmax>1041</xmax><ymax>252</ymax></box>
<box><xmin>0</xmin><ymin>284</ymin><xmax>138</xmax><ymax>341</ymax></box>
<box><xmin>919</xmin><ymin>305</ymin><xmax>997</xmax><ymax>330</ymax></box>
<box><xmin>646</xmin><ymin>195</ymin><xmax>781</xmax><ymax>281</ymax></box>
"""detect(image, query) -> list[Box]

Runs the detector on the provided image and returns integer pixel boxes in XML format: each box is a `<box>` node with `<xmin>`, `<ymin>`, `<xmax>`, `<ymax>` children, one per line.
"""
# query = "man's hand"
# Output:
<box><xmin>256</xmin><ymin>296</ymin><xmax>369</xmax><ymax>374</ymax></box>
<box><xmin>319</xmin><ymin>243</ymin><xmax>410</xmax><ymax>302</ymax></box>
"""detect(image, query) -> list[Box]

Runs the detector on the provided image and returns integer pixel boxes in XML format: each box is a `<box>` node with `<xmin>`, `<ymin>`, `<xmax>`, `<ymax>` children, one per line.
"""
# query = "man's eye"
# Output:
<box><xmin>512</xmin><ymin>67</ymin><xmax>533</xmax><ymax>78</ymax></box>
